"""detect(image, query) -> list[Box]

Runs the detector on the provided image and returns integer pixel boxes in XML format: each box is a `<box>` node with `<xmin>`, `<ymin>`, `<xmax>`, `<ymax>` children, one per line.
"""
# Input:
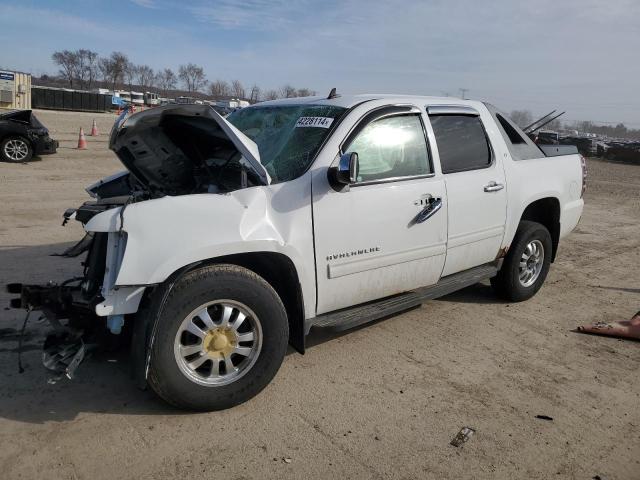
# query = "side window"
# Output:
<box><xmin>429</xmin><ymin>115</ymin><xmax>491</xmax><ymax>174</ymax></box>
<box><xmin>344</xmin><ymin>115</ymin><xmax>431</xmax><ymax>182</ymax></box>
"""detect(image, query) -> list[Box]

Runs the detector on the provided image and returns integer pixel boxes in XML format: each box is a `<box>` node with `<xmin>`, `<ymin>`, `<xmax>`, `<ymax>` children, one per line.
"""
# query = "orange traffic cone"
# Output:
<box><xmin>77</xmin><ymin>127</ymin><xmax>87</xmax><ymax>149</ymax></box>
<box><xmin>90</xmin><ymin>119</ymin><xmax>99</xmax><ymax>136</ymax></box>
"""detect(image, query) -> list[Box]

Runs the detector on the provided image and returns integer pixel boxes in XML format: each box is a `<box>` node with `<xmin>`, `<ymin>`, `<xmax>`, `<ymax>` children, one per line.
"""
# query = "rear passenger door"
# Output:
<box><xmin>426</xmin><ymin>106</ymin><xmax>507</xmax><ymax>276</ymax></box>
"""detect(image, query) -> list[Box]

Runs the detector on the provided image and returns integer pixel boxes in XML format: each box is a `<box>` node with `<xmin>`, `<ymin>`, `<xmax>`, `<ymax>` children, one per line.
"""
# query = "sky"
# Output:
<box><xmin>1</xmin><ymin>0</ymin><xmax>638</xmax><ymax>126</ymax></box>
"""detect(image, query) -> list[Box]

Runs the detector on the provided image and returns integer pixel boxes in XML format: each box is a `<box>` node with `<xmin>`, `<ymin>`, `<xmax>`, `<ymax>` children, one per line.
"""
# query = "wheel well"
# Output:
<box><xmin>199</xmin><ymin>252</ymin><xmax>306</xmax><ymax>353</ymax></box>
<box><xmin>520</xmin><ymin>198</ymin><xmax>560</xmax><ymax>261</ymax></box>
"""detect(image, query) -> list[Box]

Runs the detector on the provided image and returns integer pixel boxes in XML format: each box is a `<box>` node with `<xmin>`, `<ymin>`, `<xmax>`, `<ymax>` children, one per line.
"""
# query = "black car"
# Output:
<box><xmin>0</xmin><ymin>109</ymin><xmax>58</xmax><ymax>162</ymax></box>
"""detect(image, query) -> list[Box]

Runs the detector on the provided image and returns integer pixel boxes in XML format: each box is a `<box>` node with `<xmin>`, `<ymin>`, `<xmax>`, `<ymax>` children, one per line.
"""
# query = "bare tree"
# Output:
<box><xmin>124</xmin><ymin>60</ymin><xmax>138</xmax><ymax>92</ymax></box>
<box><xmin>178</xmin><ymin>63</ymin><xmax>207</xmax><ymax>93</ymax></box>
<box><xmin>279</xmin><ymin>84</ymin><xmax>297</xmax><ymax>98</ymax></box>
<box><xmin>136</xmin><ymin>65</ymin><xmax>155</xmax><ymax>90</ymax></box>
<box><xmin>231</xmin><ymin>79</ymin><xmax>245</xmax><ymax>99</ymax></box>
<box><xmin>83</xmin><ymin>50</ymin><xmax>99</xmax><ymax>90</ymax></box>
<box><xmin>263</xmin><ymin>89</ymin><xmax>279</xmax><ymax>101</ymax></box>
<box><xmin>296</xmin><ymin>88</ymin><xmax>314</xmax><ymax>97</ymax></box>
<box><xmin>99</xmin><ymin>52</ymin><xmax>129</xmax><ymax>91</ymax></box>
<box><xmin>156</xmin><ymin>68</ymin><xmax>177</xmax><ymax>97</ymax></box>
<box><xmin>509</xmin><ymin>110</ymin><xmax>533</xmax><ymax>128</ymax></box>
<box><xmin>209</xmin><ymin>79</ymin><xmax>231</xmax><ymax>98</ymax></box>
<box><xmin>248</xmin><ymin>84</ymin><xmax>261</xmax><ymax>103</ymax></box>
<box><xmin>52</xmin><ymin>50</ymin><xmax>78</xmax><ymax>87</ymax></box>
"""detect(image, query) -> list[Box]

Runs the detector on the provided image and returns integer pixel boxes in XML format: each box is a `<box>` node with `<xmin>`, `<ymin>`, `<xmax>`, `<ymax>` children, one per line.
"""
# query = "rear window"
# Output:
<box><xmin>228</xmin><ymin>104</ymin><xmax>346</xmax><ymax>183</ymax></box>
<box><xmin>484</xmin><ymin>103</ymin><xmax>544</xmax><ymax>160</ymax></box>
<box><xmin>496</xmin><ymin>114</ymin><xmax>527</xmax><ymax>144</ymax></box>
<box><xmin>429</xmin><ymin>115</ymin><xmax>491</xmax><ymax>173</ymax></box>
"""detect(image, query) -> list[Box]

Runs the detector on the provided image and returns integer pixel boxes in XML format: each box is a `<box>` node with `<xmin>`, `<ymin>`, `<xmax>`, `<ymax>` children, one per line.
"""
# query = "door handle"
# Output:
<box><xmin>415</xmin><ymin>197</ymin><xmax>442</xmax><ymax>224</ymax></box>
<box><xmin>484</xmin><ymin>181</ymin><xmax>504</xmax><ymax>192</ymax></box>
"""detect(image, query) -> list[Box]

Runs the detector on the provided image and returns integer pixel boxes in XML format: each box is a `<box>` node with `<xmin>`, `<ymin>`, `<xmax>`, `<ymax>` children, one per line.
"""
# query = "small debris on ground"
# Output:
<box><xmin>282</xmin><ymin>457</ymin><xmax>292</xmax><ymax>464</ymax></box>
<box><xmin>575</xmin><ymin>311</ymin><xmax>640</xmax><ymax>340</ymax></box>
<box><xmin>47</xmin><ymin>375</ymin><xmax>63</xmax><ymax>385</ymax></box>
<box><xmin>450</xmin><ymin>426</ymin><xmax>475</xmax><ymax>447</ymax></box>
<box><xmin>535</xmin><ymin>415</ymin><xmax>553</xmax><ymax>421</ymax></box>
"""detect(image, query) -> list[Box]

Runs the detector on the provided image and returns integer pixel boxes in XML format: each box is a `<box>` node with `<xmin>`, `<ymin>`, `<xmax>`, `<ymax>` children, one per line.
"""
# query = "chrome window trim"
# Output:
<box><xmin>349</xmin><ymin>172</ymin><xmax>436</xmax><ymax>188</ymax></box>
<box><xmin>337</xmin><ymin>104</ymin><xmax>434</xmax><ymax>186</ymax></box>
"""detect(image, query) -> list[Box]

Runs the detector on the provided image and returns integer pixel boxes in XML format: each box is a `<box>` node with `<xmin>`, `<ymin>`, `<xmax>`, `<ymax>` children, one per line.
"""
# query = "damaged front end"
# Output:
<box><xmin>7</xmin><ymin>104</ymin><xmax>270</xmax><ymax>380</ymax></box>
<box><xmin>6</xmin><ymin>217</ymin><xmax>140</xmax><ymax>378</ymax></box>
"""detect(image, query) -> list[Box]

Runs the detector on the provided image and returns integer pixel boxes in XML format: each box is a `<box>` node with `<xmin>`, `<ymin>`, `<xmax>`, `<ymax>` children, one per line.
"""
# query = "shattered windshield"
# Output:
<box><xmin>227</xmin><ymin>105</ymin><xmax>347</xmax><ymax>183</ymax></box>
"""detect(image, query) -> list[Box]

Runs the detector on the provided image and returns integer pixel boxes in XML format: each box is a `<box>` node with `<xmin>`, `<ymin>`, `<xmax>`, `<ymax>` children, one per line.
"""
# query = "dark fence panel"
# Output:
<box><xmin>31</xmin><ymin>87</ymin><xmax>112</xmax><ymax>112</ymax></box>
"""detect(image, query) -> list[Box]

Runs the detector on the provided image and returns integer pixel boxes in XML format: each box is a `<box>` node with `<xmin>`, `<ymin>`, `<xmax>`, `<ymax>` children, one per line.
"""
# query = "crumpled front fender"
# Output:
<box><xmin>84</xmin><ymin>189</ymin><xmax>301</xmax><ymax>288</ymax></box>
<box><xmin>84</xmin><ymin>206</ymin><xmax>122</xmax><ymax>232</ymax></box>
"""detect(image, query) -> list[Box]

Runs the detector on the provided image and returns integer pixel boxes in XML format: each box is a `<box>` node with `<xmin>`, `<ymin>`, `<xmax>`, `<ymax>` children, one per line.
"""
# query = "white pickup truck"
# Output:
<box><xmin>8</xmin><ymin>93</ymin><xmax>586</xmax><ymax>410</ymax></box>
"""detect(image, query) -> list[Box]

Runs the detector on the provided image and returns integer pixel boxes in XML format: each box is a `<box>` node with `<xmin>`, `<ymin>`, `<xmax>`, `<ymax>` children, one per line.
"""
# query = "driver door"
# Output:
<box><xmin>312</xmin><ymin>106</ymin><xmax>448</xmax><ymax>314</ymax></box>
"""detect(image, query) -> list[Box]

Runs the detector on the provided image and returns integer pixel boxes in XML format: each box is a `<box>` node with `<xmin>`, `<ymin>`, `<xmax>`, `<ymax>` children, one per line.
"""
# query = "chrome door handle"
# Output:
<box><xmin>415</xmin><ymin>197</ymin><xmax>442</xmax><ymax>224</ymax></box>
<box><xmin>484</xmin><ymin>181</ymin><xmax>504</xmax><ymax>192</ymax></box>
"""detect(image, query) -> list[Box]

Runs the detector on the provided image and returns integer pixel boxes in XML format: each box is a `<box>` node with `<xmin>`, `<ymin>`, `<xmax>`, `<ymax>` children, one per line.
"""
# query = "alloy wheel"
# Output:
<box><xmin>4</xmin><ymin>139</ymin><xmax>29</xmax><ymax>161</ymax></box>
<box><xmin>173</xmin><ymin>300</ymin><xmax>263</xmax><ymax>386</ymax></box>
<box><xmin>518</xmin><ymin>239</ymin><xmax>544</xmax><ymax>287</ymax></box>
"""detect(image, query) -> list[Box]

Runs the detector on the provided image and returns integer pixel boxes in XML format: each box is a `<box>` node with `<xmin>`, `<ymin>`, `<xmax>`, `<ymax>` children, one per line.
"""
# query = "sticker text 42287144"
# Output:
<box><xmin>295</xmin><ymin>117</ymin><xmax>334</xmax><ymax>128</ymax></box>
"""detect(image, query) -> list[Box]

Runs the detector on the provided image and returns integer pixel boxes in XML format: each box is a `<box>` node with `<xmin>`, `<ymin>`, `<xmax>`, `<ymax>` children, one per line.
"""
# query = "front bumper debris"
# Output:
<box><xmin>43</xmin><ymin>332</ymin><xmax>86</xmax><ymax>379</ymax></box>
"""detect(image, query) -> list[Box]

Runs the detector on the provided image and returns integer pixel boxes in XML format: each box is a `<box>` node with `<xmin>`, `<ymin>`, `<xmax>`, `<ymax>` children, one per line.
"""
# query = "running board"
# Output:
<box><xmin>309</xmin><ymin>263</ymin><xmax>498</xmax><ymax>333</ymax></box>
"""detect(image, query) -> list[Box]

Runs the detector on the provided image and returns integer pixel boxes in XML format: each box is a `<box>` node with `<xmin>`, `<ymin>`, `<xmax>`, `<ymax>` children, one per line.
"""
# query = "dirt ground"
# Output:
<box><xmin>0</xmin><ymin>109</ymin><xmax>638</xmax><ymax>480</ymax></box>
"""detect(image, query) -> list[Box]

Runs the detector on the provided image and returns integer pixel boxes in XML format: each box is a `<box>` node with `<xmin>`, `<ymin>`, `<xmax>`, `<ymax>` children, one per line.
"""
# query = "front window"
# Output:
<box><xmin>227</xmin><ymin>105</ymin><xmax>347</xmax><ymax>183</ymax></box>
<box><xmin>344</xmin><ymin>114</ymin><xmax>431</xmax><ymax>182</ymax></box>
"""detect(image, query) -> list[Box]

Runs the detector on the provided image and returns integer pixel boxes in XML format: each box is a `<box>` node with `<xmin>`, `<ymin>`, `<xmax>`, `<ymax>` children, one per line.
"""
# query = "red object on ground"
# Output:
<box><xmin>90</xmin><ymin>119</ymin><xmax>98</xmax><ymax>136</ymax></box>
<box><xmin>576</xmin><ymin>311</ymin><xmax>640</xmax><ymax>340</ymax></box>
<box><xmin>76</xmin><ymin>127</ymin><xmax>87</xmax><ymax>149</ymax></box>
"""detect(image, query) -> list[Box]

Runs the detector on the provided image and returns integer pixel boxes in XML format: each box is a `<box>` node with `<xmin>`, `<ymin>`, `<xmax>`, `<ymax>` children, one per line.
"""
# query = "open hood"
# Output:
<box><xmin>109</xmin><ymin>104</ymin><xmax>270</xmax><ymax>196</ymax></box>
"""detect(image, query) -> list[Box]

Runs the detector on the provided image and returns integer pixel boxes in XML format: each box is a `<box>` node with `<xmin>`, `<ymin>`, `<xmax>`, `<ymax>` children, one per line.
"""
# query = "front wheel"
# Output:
<box><xmin>491</xmin><ymin>221</ymin><xmax>552</xmax><ymax>302</ymax></box>
<box><xmin>147</xmin><ymin>264</ymin><xmax>289</xmax><ymax>411</ymax></box>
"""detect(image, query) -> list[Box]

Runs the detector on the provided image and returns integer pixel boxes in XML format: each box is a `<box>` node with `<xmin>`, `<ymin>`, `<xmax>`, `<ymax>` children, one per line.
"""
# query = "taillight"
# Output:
<box><xmin>580</xmin><ymin>155</ymin><xmax>587</xmax><ymax>198</ymax></box>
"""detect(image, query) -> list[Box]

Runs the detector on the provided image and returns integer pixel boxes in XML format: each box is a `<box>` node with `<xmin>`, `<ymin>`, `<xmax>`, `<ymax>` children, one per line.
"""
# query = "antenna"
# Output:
<box><xmin>459</xmin><ymin>88</ymin><xmax>468</xmax><ymax>99</ymax></box>
<box><xmin>327</xmin><ymin>87</ymin><xmax>339</xmax><ymax>99</ymax></box>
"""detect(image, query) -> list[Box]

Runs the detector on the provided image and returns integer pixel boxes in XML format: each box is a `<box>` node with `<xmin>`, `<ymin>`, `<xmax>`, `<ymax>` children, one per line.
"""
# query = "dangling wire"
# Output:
<box><xmin>17</xmin><ymin>308</ymin><xmax>33</xmax><ymax>374</ymax></box>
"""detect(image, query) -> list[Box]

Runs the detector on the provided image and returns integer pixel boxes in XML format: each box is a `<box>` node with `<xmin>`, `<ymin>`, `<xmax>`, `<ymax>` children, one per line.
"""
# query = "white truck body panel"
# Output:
<box><xmin>84</xmin><ymin>95</ymin><xmax>584</xmax><ymax>322</ymax></box>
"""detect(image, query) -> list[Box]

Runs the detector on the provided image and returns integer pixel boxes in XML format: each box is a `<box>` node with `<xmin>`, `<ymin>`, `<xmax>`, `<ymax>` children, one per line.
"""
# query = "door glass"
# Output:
<box><xmin>344</xmin><ymin>115</ymin><xmax>431</xmax><ymax>182</ymax></box>
<box><xmin>429</xmin><ymin>115</ymin><xmax>491</xmax><ymax>174</ymax></box>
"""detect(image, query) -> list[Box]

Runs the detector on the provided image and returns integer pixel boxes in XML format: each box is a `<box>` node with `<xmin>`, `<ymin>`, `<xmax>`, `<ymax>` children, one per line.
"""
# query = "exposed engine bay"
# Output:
<box><xmin>109</xmin><ymin>104</ymin><xmax>269</xmax><ymax>198</ymax></box>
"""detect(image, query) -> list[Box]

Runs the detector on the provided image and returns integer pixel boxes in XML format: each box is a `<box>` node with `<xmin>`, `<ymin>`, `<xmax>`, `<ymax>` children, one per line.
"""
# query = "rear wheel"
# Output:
<box><xmin>1</xmin><ymin>136</ymin><xmax>33</xmax><ymax>163</ymax></box>
<box><xmin>147</xmin><ymin>264</ymin><xmax>289</xmax><ymax>411</ymax></box>
<box><xmin>491</xmin><ymin>221</ymin><xmax>552</xmax><ymax>302</ymax></box>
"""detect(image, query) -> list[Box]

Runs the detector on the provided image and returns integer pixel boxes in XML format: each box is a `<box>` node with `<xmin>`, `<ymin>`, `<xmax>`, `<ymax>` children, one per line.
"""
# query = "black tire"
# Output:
<box><xmin>491</xmin><ymin>221</ymin><xmax>552</xmax><ymax>302</ymax></box>
<box><xmin>0</xmin><ymin>136</ymin><xmax>33</xmax><ymax>163</ymax></box>
<box><xmin>147</xmin><ymin>264</ymin><xmax>289</xmax><ymax>411</ymax></box>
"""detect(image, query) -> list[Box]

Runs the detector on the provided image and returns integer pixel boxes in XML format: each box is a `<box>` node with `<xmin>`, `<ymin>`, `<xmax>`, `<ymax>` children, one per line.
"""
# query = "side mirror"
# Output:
<box><xmin>335</xmin><ymin>152</ymin><xmax>359</xmax><ymax>185</ymax></box>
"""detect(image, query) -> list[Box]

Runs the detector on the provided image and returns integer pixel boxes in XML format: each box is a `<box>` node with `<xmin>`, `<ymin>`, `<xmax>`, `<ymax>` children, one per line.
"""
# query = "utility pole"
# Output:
<box><xmin>459</xmin><ymin>88</ymin><xmax>468</xmax><ymax>99</ymax></box>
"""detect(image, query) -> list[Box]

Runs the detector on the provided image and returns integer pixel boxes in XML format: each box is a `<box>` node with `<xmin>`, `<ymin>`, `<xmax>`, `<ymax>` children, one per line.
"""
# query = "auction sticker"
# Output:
<box><xmin>295</xmin><ymin>117</ymin><xmax>334</xmax><ymax>128</ymax></box>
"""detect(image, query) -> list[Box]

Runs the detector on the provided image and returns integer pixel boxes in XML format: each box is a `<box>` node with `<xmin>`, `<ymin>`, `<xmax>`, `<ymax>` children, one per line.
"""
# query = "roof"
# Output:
<box><xmin>254</xmin><ymin>93</ymin><xmax>483</xmax><ymax>110</ymax></box>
